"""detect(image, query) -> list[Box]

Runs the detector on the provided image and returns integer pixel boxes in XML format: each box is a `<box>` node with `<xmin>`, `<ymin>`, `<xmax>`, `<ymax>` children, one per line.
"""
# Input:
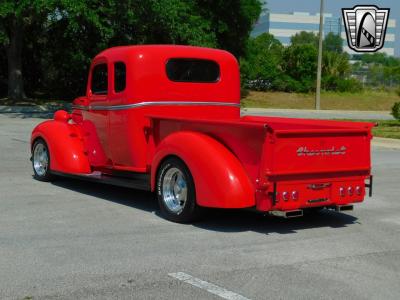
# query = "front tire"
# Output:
<box><xmin>156</xmin><ymin>157</ymin><xmax>203</xmax><ymax>223</ymax></box>
<box><xmin>32</xmin><ymin>139</ymin><xmax>54</xmax><ymax>182</ymax></box>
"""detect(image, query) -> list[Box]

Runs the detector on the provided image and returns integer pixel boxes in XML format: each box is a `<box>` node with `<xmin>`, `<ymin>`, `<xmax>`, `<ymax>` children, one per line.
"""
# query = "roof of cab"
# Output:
<box><xmin>94</xmin><ymin>45</ymin><xmax>237</xmax><ymax>63</ymax></box>
<box><xmin>91</xmin><ymin>45</ymin><xmax>240</xmax><ymax>103</ymax></box>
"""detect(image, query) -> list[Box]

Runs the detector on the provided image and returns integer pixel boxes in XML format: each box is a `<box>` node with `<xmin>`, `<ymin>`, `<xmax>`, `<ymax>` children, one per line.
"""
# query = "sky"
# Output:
<box><xmin>265</xmin><ymin>0</ymin><xmax>400</xmax><ymax>56</ymax></box>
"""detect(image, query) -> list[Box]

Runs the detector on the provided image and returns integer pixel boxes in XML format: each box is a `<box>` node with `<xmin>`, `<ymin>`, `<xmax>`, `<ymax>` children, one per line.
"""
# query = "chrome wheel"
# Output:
<box><xmin>33</xmin><ymin>142</ymin><xmax>49</xmax><ymax>177</ymax></box>
<box><xmin>162</xmin><ymin>167</ymin><xmax>188</xmax><ymax>214</ymax></box>
<box><xmin>157</xmin><ymin>157</ymin><xmax>203</xmax><ymax>223</ymax></box>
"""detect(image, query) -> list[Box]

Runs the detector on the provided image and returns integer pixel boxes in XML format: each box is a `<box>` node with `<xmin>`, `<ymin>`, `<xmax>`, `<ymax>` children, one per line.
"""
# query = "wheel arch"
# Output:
<box><xmin>151</xmin><ymin>131</ymin><xmax>255</xmax><ymax>208</ymax></box>
<box><xmin>31</xmin><ymin>136</ymin><xmax>47</xmax><ymax>151</ymax></box>
<box><xmin>31</xmin><ymin>120</ymin><xmax>91</xmax><ymax>174</ymax></box>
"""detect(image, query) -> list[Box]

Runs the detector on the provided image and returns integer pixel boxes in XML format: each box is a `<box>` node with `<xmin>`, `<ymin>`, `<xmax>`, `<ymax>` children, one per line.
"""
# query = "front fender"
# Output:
<box><xmin>31</xmin><ymin>117</ymin><xmax>91</xmax><ymax>174</ymax></box>
<box><xmin>151</xmin><ymin>131</ymin><xmax>255</xmax><ymax>208</ymax></box>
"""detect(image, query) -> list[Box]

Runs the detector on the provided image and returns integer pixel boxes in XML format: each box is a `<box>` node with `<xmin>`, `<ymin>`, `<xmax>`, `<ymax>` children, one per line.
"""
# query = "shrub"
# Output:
<box><xmin>336</xmin><ymin>78</ymin><xmax>363</xmax><ymax>93</ymax></box>
<box><xmin>392</xmin><ymin>102</ymin><xmax>400</xmax><ymax>121</ymax></box>
<box><xmin>273</xmin><ymin>76</ymin><xmax>304</xmax><ymax>93</ymax></box>
<box><xmin>322</xmin><ymin>76</ymin><xmax>363</xmax><ymax>93</ymax></box>
<box><xmin>246</xmin><ymin>79</ymin><xmax>272</xmax><ymax>91</ymax></box>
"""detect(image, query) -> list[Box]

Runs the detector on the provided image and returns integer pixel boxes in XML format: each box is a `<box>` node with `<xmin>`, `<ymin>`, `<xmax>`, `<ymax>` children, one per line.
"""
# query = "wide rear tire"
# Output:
<box><xmin>156</xmin><ymin>157</ymin><xmax>204</xmax><ymax>223</ymax></box>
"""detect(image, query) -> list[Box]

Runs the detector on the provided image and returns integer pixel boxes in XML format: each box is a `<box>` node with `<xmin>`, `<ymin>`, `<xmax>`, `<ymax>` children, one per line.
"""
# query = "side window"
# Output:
<box><xmin>91</xmin><ymin>64</ymin><xmax>108</xmax><ymax>95</ymax></box>
<box><xmin>114</xmin><ymin>62</ymin><xmax>126</xmax><ymax>93</ymax></box>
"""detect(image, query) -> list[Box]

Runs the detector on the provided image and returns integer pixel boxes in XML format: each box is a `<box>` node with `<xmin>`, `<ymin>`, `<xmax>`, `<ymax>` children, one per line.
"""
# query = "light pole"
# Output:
<box><xmin>315</xmin><ymin>0</ymin><xmax>324</xmax><ymax>110</ymax></box>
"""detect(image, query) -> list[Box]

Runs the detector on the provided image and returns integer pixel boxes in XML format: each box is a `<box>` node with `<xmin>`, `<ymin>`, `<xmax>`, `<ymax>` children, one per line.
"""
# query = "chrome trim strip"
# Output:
<box><xmin>72</xmin><ymin>101</ymin><xmax>240</xmax><ymax>111</ymax></box>
<box><xmin>72</xmin><ymin>105</ymin><xmax>88</xmax><ymax>110</ymax></box>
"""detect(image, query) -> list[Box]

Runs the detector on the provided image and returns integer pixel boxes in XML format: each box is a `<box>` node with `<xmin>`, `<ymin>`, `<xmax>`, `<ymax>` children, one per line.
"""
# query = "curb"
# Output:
<box><xmin>242</xmin><ymin>108</ymin><xmax>394</xmax><ymax>121</ymax></box>
<box><xmin>372</xmin><ymin>137</ymin><xmax>400</xmax><ymax>150</ymax></box>
<box><xmin>243</xmin><ymin>108</ymin><xmax>391</xmax><ymax>114</ymax></box>
<box><xmin>0</xmin><ymin>104</ymin><xmax>71</xmax><ymax>114</ymax></box>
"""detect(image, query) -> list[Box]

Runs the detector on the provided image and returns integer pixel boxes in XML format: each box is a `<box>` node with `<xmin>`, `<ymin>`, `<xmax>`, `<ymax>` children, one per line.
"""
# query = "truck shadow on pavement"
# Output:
<box><xmin>51</xmin><ymin>178</ymin><xmax>159</xmax><ymax>213</ymax></box>
<box><xmin>196</xmin><ymin>209</ymin><xmax>359</xmax><ymax>235</ymax></box>
<box><xmin>52</xmin><ymin>178</ymin><xmax>359</xmax><ymax>235</ymax></box>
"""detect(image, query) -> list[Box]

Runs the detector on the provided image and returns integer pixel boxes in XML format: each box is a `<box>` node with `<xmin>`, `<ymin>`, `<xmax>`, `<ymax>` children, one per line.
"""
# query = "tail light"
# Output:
<box><xmin>282</xmin><ymin>192</ymin><xmax>289</xmax><ymax>201</ymax></box>
<box><xmin>339</xmin><ymin>187</ymin><xmax>345</xmax><ymax>197</ymax></box>
<box><xmin>355</xmin><ymin>186</ymin><xmax>362</xmax><ymax>195</ymax></box>
<box><xmin>348</xmin><ymin>186</ymin><xmax>354</xmax><ymax>196</ymax></box>
<box><xmin>292</xmin><ymin>191</ymin><xmax>299</xmax><ymax>200</ymax></box>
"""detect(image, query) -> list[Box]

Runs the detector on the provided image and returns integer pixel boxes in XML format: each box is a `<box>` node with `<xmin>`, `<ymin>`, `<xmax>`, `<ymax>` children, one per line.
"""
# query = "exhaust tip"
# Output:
<box><xmin>269</xmin><ymin>210</ymin><xmax>303</xmax><ymax>218</ymax></box>
<box><xmin>335</xmin><ymin>205</ymin><xmax>354</xmax><ymax>212</ymax></box>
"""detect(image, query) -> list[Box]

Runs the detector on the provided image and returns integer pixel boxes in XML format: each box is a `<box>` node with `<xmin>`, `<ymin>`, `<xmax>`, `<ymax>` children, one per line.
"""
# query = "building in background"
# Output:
<box><xmin>252</xmin><ymin>11</ymin><xmax>396</xmax><ymax>56</ymax></box>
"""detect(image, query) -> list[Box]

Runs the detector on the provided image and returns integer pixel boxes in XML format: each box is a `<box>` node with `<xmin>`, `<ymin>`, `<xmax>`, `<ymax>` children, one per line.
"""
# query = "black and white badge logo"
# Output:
<box><xmin>342</xmin><ymin>5</ymin><xmax>390</xmax><ymax>52</ymax></box>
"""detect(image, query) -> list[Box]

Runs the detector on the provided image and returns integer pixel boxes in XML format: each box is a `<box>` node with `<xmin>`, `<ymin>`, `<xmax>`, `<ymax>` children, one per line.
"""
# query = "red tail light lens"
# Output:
<box><xmin>348</xmin><ymin>186</ymin><xmax>354</xmax><ymax>196</ymax></box>
<box><xmin>282</xmin><ymin>192</ymin><xmax>289</xmax><ymax>201</ymax></box>
<box><xmin>355</xmin><ymin>186</ymin><xmax>362</xmax><ymax>195</ymax></box>
<box><xmin>292</xmin><ymin>191</ymin><xmax>299</xmax><ymax>200</ymax></box>
<box><xmin>339</xmin><ymin>187</ymin><xmax>345</xmax><ymax>197</ymax></box>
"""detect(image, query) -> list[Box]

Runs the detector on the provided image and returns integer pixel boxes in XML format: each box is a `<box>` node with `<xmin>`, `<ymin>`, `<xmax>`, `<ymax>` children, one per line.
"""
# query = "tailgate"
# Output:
<box><xmin>264</xmin><ymin>128</ymin><xmax>372</xmax><ymax>176</ymax></box>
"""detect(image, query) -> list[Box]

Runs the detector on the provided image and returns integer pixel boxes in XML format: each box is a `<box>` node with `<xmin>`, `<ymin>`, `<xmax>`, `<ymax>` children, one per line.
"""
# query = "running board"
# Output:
<box><xmin>51</xmin><ymin>170</ymin><xmax>151</xmax><ymax>191</ymax></box>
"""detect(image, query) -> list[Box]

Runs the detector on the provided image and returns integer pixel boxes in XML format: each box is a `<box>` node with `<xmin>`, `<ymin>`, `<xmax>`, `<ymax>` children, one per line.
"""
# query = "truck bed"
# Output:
<box><xmin>148</xmin><ymin>114</ymin><xmax>373</xmax><ymax>179</ymax></box>
<box><xmin>148</xmin><ymin>114</ymin><xmax>373</xmax><ymax>212</ymax></box>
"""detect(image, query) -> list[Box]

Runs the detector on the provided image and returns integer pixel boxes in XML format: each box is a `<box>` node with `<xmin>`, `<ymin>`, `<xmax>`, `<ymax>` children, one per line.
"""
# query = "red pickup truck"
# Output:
<box><xmin>31</xmin><ymin>45</ymin><xmax>373</xmax><ymax>223</ymax></box>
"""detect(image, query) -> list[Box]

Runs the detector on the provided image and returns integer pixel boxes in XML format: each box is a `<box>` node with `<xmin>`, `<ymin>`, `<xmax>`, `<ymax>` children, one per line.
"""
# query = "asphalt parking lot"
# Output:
<box><xmin>1</xmin><ymin>114</ymin><xmax>400</xmax><ymax>300</ymax></box>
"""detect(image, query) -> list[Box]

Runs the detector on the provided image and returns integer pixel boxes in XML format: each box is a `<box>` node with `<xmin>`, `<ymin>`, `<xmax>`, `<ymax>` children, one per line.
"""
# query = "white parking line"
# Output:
<box><xmin>169</xmin><ymin>272</ymin><xmax>251</xmax><ymax>300</ymax></box>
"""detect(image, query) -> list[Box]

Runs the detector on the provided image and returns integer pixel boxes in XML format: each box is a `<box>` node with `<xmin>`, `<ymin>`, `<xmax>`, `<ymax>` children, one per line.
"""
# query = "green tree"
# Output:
<box><xmin>0</xmin><ymin>0</ymin><xmax>54</xmax><ymax>100</ymax></box>
<box><xmin>0</xmin><ymin>0</ymin><xmax>115</xmax><ymax>100</ymax></box>
<box><xmin>146</xmin><ymin>1</ymin><xmax>216</xmax><ymax>46</ymax></box>
<box><xmin>40</xmin><ymin>0</ymin><xmax>152</xmax><ymax>99</ymax></box>
<box><xmin>392</xmin><ymin>102</ymin><xmax>400</xmax><ymax>121</ymax></box>
<box><xmin>321</xmin><ymin>51</ymin><xmax>356</xmax><ymax>91</ymax></box>
<box><xmin>360</xmin><ymin>52</ymin><xmax>400</xmax><ymax>66</ymax></box>
<box><xmin>282</xmin><ymin>44</ymin><xmax>318</xmax><ymax>92</ymax></box>
<box><xmin>323</xmin><ymin>32</ymin><xmax>342</xmax><ymax>53</ymax></box>
<box><xmin>240</xmin><ymin>33</ymin><xmax>283</xmax><ymax>90</ymax></box>
<box><xmin>196</xmin><ymin>0</ymin><xmax>262</xmax><ymax>57</ymax></box>
<box><xmin>0</xmin><ymin>43</ymin><xmax>6</xmax><ymax>95</ymax></box>
<box><xmin>322</xmin><ymin>51</ymin><xmax>350</xmax><ymax>77</ymax></box>
<box><xmin>290</xmin><ymin>31</ymin><xmax>318</xmax><ymax>47</ymax></box>
<box><xmin>352</xmin><ymin>53</ymin><xmax>400</xmax><ymax>89</ymax></box>
<box><xmin>1</xmin><ymin>0</ymin><xmax>262</xmax><ymax>100</ymax></box>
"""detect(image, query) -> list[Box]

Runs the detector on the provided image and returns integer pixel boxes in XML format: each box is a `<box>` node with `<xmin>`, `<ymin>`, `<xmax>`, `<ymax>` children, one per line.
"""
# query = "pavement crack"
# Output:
<box><xmin>11</xmin><ymin>138</ymin><xmax>29</xmax><ymax>144</ymax></box>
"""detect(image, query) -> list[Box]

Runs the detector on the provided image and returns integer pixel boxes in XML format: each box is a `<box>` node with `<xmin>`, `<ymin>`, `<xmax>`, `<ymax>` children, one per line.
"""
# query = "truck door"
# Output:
<box><xmin>85</xmin><ymin>59</ymin><xmax>112</xmax><ymax>163</ymax></box>
<box><xmin>108</xmin><ymin>60</ymin><xmax>145</xmax><ymax>172</ymax></box>
<box><xmin>108</xmin><ymin>61</ymin><xmax>136</xmax><ymax>169</ymax></box>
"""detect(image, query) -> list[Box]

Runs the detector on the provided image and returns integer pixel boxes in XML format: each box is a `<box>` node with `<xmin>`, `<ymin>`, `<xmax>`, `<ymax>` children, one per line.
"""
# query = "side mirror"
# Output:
<box><xmin>73</xmin><ymin>96</ymin><xmax>89</xmax><ymax>107</ymax></box>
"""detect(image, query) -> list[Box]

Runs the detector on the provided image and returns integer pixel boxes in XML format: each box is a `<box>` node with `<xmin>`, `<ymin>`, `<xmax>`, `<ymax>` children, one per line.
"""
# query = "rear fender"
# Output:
<box><xmin>151</xmin><ymin>131</ymin><xmax>255</xmax><ymax>208</ymax></box>
<box><xmin>31</xmin><ymin>111</ymin><xmax>91</xmax><ymax>174</ymax></box>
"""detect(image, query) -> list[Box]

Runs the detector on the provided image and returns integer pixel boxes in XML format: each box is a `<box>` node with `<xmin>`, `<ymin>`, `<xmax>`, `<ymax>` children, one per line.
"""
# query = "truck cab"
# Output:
<box><xmin>31</xmin><ymin>45</ymin><xmax>374</xmax><ymax>223</ymax></box>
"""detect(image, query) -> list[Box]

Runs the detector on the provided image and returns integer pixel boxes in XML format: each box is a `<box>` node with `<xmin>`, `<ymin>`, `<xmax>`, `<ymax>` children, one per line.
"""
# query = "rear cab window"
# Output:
<box><xmin>166</xmin><ymin>58</ymin><xmax>220</xmax><ymax>83</ymax></box>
